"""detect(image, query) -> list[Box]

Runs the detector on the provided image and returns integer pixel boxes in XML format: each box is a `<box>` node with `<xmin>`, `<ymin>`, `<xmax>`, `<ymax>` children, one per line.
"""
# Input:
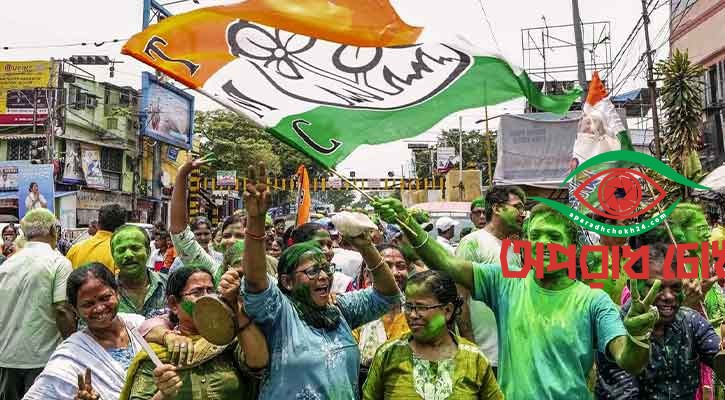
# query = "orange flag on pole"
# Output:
<box><xmin>295</xmin><ymin>165</ymin><xmax>311</xmax><ymax>226</ymax></box>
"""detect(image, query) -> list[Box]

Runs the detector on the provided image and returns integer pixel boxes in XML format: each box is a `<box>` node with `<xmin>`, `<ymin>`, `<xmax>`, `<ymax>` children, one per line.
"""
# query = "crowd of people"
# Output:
<box><xmin>1</xmin><ymin>156</ymin><xmax>725</xmax><ymax>399</ymax></box>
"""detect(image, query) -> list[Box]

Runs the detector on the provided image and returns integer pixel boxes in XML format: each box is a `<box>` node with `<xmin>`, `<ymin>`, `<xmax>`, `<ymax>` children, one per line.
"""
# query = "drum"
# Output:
<box><xmin>193</xmin><ymin>295</ymin><xmax>238</xmax><ymax>346</ymax></box>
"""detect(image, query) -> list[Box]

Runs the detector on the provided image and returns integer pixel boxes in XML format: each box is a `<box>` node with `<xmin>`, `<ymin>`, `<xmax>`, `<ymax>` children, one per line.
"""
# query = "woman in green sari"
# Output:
<box><xmin>120</xmin><ymin>266</ymin><xmax>268</xmax><ymax>400</ymax></box>
<box><xmin>363</xmin><ymin>269</ymin><xmax>503</xmax><ymax>400</ymax></box>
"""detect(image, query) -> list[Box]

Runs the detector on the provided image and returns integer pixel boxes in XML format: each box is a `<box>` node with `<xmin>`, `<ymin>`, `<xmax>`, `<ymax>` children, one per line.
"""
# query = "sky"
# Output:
<box><xmin>0</xmin><ymin>0</ymin><xmax>671</xmax><ymax>178</ymax></box>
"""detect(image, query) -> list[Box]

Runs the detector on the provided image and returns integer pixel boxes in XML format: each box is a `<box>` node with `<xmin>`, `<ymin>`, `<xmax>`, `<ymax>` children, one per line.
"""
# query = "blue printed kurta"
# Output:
<box><xmin>243</xmin><ymin>276</ymin><xmax>399</xmax><ymax>399</ymax></box>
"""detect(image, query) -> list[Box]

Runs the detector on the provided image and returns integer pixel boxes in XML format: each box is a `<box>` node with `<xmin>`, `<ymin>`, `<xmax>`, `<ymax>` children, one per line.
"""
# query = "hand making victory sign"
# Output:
<box><xmin>75</xmin><ymin>368</ymin><xmax>99</xmax><ymax>400</ymax></box>
<box><xmin>624</xmin><ymin>278</ymin><xmax>662</xmax><ymax>338</ymax></box>
<box><xmin>244</xmin><ymin>162</ymin><xmax>271</xmax><ymax>221</ymax></box>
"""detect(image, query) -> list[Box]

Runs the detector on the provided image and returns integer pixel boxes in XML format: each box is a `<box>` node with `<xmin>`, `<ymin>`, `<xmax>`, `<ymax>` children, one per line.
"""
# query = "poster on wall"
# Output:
<box><xmin>436</xmin><ymin>147</ymin><xmax>456</xmax><ymax>173</ymax></box>
<box><xmin>0</xmin><ymin>166</ymin><xmax>19</xmax><ymax>191</ymax></box>
<box><xmin>63</xmin><ymin>140</ymin><xmax>84</xmax><ymax>183</ymax></box>
<box><xmin>0</xmin><ymin>61</ymin><xmax>53</xmax><ymax>126</ymax></box>
<box><xmin>81</xmin><ymin>144</ymin><xmax>105</xmax><ymax>189</ymax></box>
<box><xmin>141</xmin><ymin>72</ymin><xmax>194</xmax><ymax>149</ymax></box>
<box><xmin>17</xmin><ymin>164</ymin><xmax>55</xmax><ymax>219</ymax></box>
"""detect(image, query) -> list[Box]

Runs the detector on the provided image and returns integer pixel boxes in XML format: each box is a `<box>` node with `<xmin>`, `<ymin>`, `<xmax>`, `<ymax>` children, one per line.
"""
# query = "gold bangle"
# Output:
<box><xmin>411</xmin><ymin>233</ymin><xmax>429</xmax><ymax>249</ymax></box>
<box><xmin>366</xmin><ymin>257</ymin><xmax>386</xmax><ymax>272</ymax></box>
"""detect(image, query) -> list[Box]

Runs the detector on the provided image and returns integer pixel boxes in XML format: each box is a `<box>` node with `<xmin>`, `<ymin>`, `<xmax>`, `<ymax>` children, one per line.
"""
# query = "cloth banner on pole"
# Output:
<box><xmin>295</xmin><ymin>164</ymin><xmax>311</xmax><ymax>226</ymax></box>
<box><xmin>122</xmin><ymin>0</ymin><xmax>580</xmax><ymax>169</ymax></box>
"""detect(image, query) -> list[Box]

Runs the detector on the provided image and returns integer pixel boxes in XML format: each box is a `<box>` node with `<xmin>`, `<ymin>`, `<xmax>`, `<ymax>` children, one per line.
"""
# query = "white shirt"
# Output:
<box><xmin>25</xmin><ymin>192</ymin><xmax>47</xmax><ymax>210</ymax></box>
<box><xmin>455</xmin><ymin>229</ymin><xmax>523</xmax><ymax>367</ymax></box>
<box><xmin>0</xmin><ymin>242</ymin><xmax>73</xmax><ymax>368</ymax></box>
<box><xmin>436</xmin><ymin>235</ymin><xmax>456</xmax><ymax>255</ymax></box>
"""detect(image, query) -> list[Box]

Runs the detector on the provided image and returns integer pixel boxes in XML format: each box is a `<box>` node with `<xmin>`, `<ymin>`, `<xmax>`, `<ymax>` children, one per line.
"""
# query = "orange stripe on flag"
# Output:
<box><xmin>122</xmin><ymin>0</ymin><xmax>421</xmax><ymax>89</ymax></box>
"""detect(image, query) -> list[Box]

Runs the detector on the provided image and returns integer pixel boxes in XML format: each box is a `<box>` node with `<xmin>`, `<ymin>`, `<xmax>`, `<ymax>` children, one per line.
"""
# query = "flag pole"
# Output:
<box><xmin>195</xmin><ymin>87</ymin><xmax>267</xmax><ymax>129</ymax></box>
<box><xmin>327</xmin><ymin>168</ymin><xmax>418</xmax><ymax>237</ymax></box>
<box><xmin>191</xmin><ymin>87</ymin><xmax>418</xmax><ymax>236</ymax></box>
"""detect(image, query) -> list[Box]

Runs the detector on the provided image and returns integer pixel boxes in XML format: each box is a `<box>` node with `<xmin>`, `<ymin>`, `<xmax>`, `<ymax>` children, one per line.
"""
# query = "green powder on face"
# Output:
<box><xmin>420</xmin><ymin>314</ymin><xmax>446</xmax><ymax>341</ymax></box>
<box><xmin>181</xmin><ymin>299</ymin><xmax>195</xmax><ymax>316</ymax></box>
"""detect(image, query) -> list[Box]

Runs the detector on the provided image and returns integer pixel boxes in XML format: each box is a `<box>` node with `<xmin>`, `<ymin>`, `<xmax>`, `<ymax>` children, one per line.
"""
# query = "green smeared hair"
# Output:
<box><xmin>470</xmin><ymin>196</ymin><xmax>485</xmax><ymax>211</ymax></box>
<box><xmin>277</xmin><ymin>241</ymin><xmax>324</xmax><ymax>277</ymax></box>
<box><xmin>276</xmin><ymin>240</ymin><xmax>341</xmax><ymax>331</ymax></box>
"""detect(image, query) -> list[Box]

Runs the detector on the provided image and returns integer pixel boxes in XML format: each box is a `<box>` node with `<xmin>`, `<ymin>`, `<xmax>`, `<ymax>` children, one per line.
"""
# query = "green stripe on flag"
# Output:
<box><xmin>268</xmin><ymin>56</ymin><xmax>581</xmax><ymax>168</ymax></box>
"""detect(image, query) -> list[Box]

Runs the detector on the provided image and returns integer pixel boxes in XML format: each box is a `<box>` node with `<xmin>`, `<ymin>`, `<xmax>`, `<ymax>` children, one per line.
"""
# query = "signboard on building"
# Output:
<box><xmin>17</xmin><ymin>164</ymin><xmax>55</xmax><ymax>219</ymax></box>
<box><xmin>167</xmin><ymin>145</ymin><xmax>179</xmax><ymax>162</ymax></box>
<box><xmin>0</xmin><ymin>61</ymin><xmax>52</xmax><ymax>126</ymax></box>
<box><xmin>141</xmin><ymin>72</ymin><xmax>194</xmax><ymax>149</ymax></box>
<box><xmin>216</xmin><ymin>170</ymin><xmax>236</xmax><ymax>187</ymax></box>
<box><xmin>436</xmin><ymin>146</ymin><xmax>456</xmax><ymax>173</ymax></box>
<box><xmin>81</xmin><ymin>144</ymin><xmax>105</xmax><ymax>189</ymax></box>
<box><xmin>77</xmin><ymin>190</ymin><xmax>133</xmax><ymax>210</ymax></box>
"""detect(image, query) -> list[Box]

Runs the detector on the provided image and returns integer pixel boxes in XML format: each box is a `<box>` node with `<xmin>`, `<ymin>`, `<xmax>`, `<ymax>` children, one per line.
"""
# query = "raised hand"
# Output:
<box><xmin>347</xmin><ymin>230</ymin><xmax>374</xmax><ymax>251</ymax></box>
<box><xmin>244</xmin><ymin>162</ymin><xmax>271</xmax><ymax>220</ymax></box>
<box><xmin>624</xmin><ymin>279</ymin><xmax>662</xmax><ymax>337</ymax></box>
<box><xmin>180</xmin><ymin>153</ymin><xmax>216</xmax><ymax>174</ymax></box>
<box><xmin>75</xmin><ymin>368</ymin><xmax>99</xmax><ymax>400</ymax></box>
<box><xmin>372</xmin><ymin>198</ymin><xmax>409</xmax><ymax>225</ymax></box>
<box><xmin>683</xmin><ymin>276</ymin><xmax>720</xmax><ymax>309</ymax></box>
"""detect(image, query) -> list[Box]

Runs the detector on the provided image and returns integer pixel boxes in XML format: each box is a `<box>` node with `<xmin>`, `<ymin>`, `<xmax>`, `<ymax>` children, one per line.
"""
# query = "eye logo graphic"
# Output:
<box><xmin>532</xmin><ymin>150</ymin><xmax>709</xmax><ymax>237</ymax></box>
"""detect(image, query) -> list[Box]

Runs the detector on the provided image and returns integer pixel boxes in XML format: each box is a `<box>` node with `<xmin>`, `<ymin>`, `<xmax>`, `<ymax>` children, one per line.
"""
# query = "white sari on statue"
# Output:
<box><xmin>23</xmin><ymin>313</ymin><xmax>145</xmax><ymax>400</ymax></box>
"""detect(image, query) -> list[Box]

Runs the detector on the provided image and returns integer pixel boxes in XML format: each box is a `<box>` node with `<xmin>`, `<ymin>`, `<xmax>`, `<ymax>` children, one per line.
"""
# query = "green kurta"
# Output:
<box><xmin>123</xmin><ymin>339</ymin><xmax>259</xmax><ymax>400</ymax></box>
<box><xmin>362</xmin><ymin>333</ymin><xmax>502</xmax><ymax>400</ymax></box>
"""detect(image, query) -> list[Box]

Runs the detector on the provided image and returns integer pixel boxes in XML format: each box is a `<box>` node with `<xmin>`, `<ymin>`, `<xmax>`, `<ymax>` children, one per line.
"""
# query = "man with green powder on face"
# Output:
<box><xmin>111</xmin><ymin>224</ymin><xmax>167</xmax><ymax>318</ymax></box>
<box><xmin>455</xmin><ymin>186</ymin><xmax>527</xmax><ymax>375</ymax></box>
<box><xmin>374</xmin><ymin>198</ymin><xmax>660</xmax><ymax>399</ymax></box>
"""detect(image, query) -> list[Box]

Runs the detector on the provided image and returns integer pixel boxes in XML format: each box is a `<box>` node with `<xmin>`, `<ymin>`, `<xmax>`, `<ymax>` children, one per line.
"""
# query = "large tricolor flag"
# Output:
<box><xmin>569</xmin><ymin>71</ymin><xmax>632</xmax><ymax>213</ymax></box>
<box><xmin>123</xmin><ymin>0</ymin><xmax>581</xmax><ymax>168</ymax></box>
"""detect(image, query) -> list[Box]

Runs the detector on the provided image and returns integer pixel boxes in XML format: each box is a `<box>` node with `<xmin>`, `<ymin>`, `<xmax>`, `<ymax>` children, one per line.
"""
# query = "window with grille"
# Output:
<box><xmin>101</xmin><ymin>148</ymin><xmax>123</xmax><ymax>172</ymax></box>
<box><xmin>7</xmin><ymin>139</ymin><xmax>46</xmax><ymax>161</ymax></box>
<box><xmin>101</xmin><ymin>147</ymin><xmax>123</xmax><ymax>191</ymax></box>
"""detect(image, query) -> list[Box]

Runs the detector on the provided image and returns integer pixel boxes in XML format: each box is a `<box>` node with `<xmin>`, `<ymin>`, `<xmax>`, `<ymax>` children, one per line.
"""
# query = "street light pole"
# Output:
<box><xmin>458</xmin><ymin>116</ymin><xmax>464</xmax><ymax>200</ymax></box>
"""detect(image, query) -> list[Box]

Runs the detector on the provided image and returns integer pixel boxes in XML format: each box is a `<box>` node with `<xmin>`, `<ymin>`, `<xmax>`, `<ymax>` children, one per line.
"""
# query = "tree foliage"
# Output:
<box><xmin>654</xmin><ymin>49</ymin><xmax>707</xmax><ymax>198</ymax></box>
<box><xmin>194</xmin><ymin>110</ymin><xmax>326</xmax><ymax>178</ymax></box>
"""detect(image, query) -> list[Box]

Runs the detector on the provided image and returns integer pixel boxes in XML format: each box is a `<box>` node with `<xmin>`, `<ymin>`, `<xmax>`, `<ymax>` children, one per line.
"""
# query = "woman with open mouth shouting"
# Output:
<box><xmin>241</xmin><ymin>163</ymin><xmax>401</xmax><ymax>400</ymax></box>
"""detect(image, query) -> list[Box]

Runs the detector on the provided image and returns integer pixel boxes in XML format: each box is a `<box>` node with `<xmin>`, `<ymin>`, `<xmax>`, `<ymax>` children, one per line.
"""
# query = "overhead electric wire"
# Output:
<box><xmin>1</xmin><ymin>37</ymin><xmax>129</xmax><ymax>51</ymax></box>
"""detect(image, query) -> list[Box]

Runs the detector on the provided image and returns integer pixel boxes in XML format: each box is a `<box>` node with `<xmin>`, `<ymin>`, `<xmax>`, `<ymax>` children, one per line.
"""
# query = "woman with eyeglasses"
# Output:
<box><xmin>240</xmin><ymin>164</ymin><xmax>401</xmax><ymax>400</ymax></box>
<box><xmin>363</xmin><ymin>269</ymin><xmax>503</xmax><ymax>399</ymax></box>
<box><xmin>120</xmin><ymin>266</ymin><xmax>268</xmax><ymax>400</ymax></box>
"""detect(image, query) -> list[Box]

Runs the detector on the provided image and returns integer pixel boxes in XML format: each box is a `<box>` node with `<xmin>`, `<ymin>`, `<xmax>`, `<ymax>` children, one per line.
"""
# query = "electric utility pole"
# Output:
<box><xmin>572</xmin><ymin>0</ymin><xmax>588</xmax><ymax>100</ymax></box>
<box><xmin>641</xmin><ymin>0</ymin><xmax>663</xmax><ymax>160</ymax></box>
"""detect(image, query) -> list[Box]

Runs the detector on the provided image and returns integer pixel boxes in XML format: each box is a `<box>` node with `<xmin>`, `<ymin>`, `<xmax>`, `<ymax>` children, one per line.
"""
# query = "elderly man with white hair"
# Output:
<box><xmin>0</xmin><ymin>209</ymin><xmax>76</xmax><ymax>400</ymax></box>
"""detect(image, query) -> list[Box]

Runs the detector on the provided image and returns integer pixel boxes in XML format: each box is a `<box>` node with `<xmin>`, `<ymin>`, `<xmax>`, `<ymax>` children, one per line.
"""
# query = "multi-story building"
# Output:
<box><xmin>670</xmin><ymin>0</ymin><xmax>725</xmax><ymax>169</ymax></box>
<box><xmin>53</xmin><ymin>72</ymin><xmax>138</xmax><ymax>229</ymax></box>
<box><xmin>0</xmin><ymin>63</ymin><xmax>190</xmax><ymax>229</ymax></box>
